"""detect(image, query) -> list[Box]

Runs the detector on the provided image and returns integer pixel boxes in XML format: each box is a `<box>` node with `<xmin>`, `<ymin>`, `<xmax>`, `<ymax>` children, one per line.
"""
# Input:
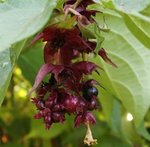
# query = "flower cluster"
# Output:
<box><xmin>30</xmin><ymin>0</ymin><xmax>116</xmax><ymax>146</ymax></box>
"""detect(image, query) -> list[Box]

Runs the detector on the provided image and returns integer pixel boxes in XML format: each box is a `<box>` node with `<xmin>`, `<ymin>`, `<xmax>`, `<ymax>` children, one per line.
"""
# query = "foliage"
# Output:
<box><xmin>0</xmin><ymin>0</ymin><xmax>150</xmax><ymax>146</ymax></box>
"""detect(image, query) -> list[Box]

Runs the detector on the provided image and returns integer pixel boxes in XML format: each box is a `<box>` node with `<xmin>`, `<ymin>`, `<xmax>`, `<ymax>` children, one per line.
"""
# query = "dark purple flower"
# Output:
<box><xmin>74</xmin><ymin>112</ymin><xmax>96</xmax><ymax>128</ymax></box>
<box><xmin>29</xmin><ymin>64</ymin><xmax>64</xmax><ymax>94</ymax></box>
<box><xmin>72</xmin><ymin>61</ymin><xmax>100</xmax><ymax>75</ymax></box>
<box><xmin>42</xmin><ymin>26</ymin><xmax>93</xmax><ymax>64</ymax></box>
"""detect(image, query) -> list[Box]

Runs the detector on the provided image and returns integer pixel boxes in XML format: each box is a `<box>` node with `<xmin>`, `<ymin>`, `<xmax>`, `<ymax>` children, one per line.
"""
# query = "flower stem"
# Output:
<box><xmin>73</xmin><ymin>0</ymin><xmax>82</xmax><ymax>9</ymax></box>
<box><xmin>82</xmin><ymin>52</ymin><xmax>86</xmax><ymax>61</ymax></box>
<box><xmin>67</xmin><ymin>7</ymin><xmax>81</xmax><ymax>16</ymax></box>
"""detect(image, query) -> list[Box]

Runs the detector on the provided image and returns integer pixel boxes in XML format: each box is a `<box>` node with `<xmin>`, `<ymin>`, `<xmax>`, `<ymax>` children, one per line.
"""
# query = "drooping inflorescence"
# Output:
<box><xmin>30</xmin><ymin>0</ymin><xmax>116</xmax><ymax>146</ymax></box>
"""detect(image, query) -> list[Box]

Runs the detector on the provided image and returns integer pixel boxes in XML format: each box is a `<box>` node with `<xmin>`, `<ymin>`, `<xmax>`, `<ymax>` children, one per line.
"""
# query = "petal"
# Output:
<box><xmin>84</xmin><ymin>79</ymin><xmax>105</xmax><ymax>90</ymax></box>
<box><xmin>84</xmin><ymin>79</ymin><xmax>99</xmax><ymax>87</ymax></box>
<box><xmin>30</xmin><ymin>33</ymin><xmax>43</xmax><ymax>45</ymax></box>
<box><xmin>29</xmin><ymin>64</ymin><xmax>64</xmax><ymax>94</ymax></box>
<box><xmin>62</xmin><ymin>95</ymin><xmax>79</xmax><ymax>113</ymax></box>
<box><xmin>74</xmin><ymin>112</ymin><xmax>96</xmax><ymax>127</ymax></box>
<box><xmin>74</xmin><ymin>114</ymin><xmax>83</xmax><ymax>128</ymax></box>
<box><xmin>72</xmin><ymin>61</ymin><xmax>100</xmax><ymax>75</ymax></box>
<box><xmin>60</xmin><ymin>46</ymin><xmax>79</xmax><ymax>65</ymax></box>
<box><xmin>65</xmin><ymin>28</ymin><xmax>93</xmax><ymax>52</ymax></box>
<box><xmin>83</xmin><ymin>112</ymin><xmax>96</xmax><ymax>125</ymax></box>
<box><xmin>42</xmin><ymin>26</ymin><xmax>59</xmax><ymax>41</ymax></box>
<box><xmin>44</xmin><ymin>42</ymin><xmax>58</xmax><ymax>63</ymax></box>
<box><xmin>98</xmin><ymin>48</ymin><xmax>117</xmax><ymax>67</ymax></box>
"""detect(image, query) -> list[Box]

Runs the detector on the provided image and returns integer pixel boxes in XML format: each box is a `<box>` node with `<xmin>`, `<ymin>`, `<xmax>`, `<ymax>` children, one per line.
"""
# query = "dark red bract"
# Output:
<box><xmin>98</xmin><ymin>48</ymin><xmax>117</xmax><ymax>67</ymax></box>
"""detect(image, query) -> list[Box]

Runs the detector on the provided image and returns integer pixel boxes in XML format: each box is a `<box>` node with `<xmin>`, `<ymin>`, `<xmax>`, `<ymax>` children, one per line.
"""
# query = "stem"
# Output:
<box><xmin>82</xmin><ymin>52</ymin><xmax>86</xmax><ymax>61</ymax></box>
<box><xmin>73</xmin><ymin>0</ymin><xmax>82</xmax><ymax>9</ymax></box>
<box><xmin>67</xmin><ymin>7</ymin><xmax>81</xmax><ymax>16</ymax></box>
<box><xmin>64</xmin><ymin>6</ymin><xmax>82</xmax><ymax>20</ymax></box>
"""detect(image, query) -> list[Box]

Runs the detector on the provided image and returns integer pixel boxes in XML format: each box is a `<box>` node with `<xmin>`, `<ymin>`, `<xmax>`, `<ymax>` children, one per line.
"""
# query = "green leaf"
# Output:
<box><xmin>57</xmin><ymin>15</ymin><xmax>77</xmax><ymax>29</ymax></box>
<box><xmin>18</xmin><ymin>41</ymin><xmax>44</xmax><ymax>84</ymax></box>
<box><xmin>56</xmin><ymin>0</ymin><xmax>66</xmax><ymax>11</ymax></box>
<box><xmin>109</xmin><ymin>0</ymin><xmax>150</xmax><ymax>49</ymax></box>
<box><xmin>140</xmin><ymin>4</ymin><xmax>150</xmax><ymax>16</ymax></box>
<box><xmin>137</xmin><ymin>121</ymin><xmax>150</xmax><ymax>141</ymax></box>
<box><xmin>97</xmin><ymin>88</ymin><xmax>129</xmax><ymax>141</ymax></box>
<box><xmin>94</xmin><ymin>12</ymin><xmax>150</xmax><ymax>129</ymax></box>
<box><xmin>0</xmin><ymin>0</ymin><xmax>57</xmax><ymax>52</ymax></box>
<box><xmin>79</xmin><ymin>23</ymin><xmax>104</xmax><ymax>53</ymax></box>
<box><xmin>122</xmin><ymin>14</ymin><xmax>150</xmax><ymax>49</ymax></box>
<box><xmin>0</xmin><ymin>40</ymin><xmax>27</xmax><ymax>105</ymax></box>
<box><xmin>122</xmin><ymin>114</ymin><xmax>143</xmax><ymax>144</ymax></box>
<box><xmin>112</xmin><ymin>0</ymin><xmax>150</xmax><ymax>14</ymax></box>
<box><xmin>0</xmin><ymin>0</ymin><xmax>57</xmax><ymax>105</ymax></box>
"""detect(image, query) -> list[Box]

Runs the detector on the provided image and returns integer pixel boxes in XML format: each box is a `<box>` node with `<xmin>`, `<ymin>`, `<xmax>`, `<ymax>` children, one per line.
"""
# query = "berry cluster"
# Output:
<box><xmin>32</xmin><ymin>79</ymin><xmax>99</xmax><ymax>129</ymax></box>
<box><xmin>30</xmin><ymin>0</ymin><xmax>116</xmax><ymax>146</ymax></box>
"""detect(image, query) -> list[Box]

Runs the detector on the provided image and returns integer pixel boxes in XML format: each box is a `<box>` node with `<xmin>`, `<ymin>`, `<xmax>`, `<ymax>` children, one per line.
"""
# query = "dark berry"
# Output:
<box><xmin>52</xmin><ymin>104</ymin><xmax>61</xmax><ymax>111</ymax></box>
<box><xmin>52</xmin><ymin>112</ymin><xmax>65</xmax><ymax>123</ymax></box>
<box><xmin>83</xmin><ymin>86</ymin><xmax>98</xmax><ymax>100</ymax></box>
<box><xmin>44</xmin><ymin>114</ymin><xmax>51</xmax><ymax>123</ymax></box>
<box><xmin>88</xmin><ymin>98</ymin><xmax>97</xmax><ymax>110</ymax></box>
<box><xmin>42</xmin><ymin>108</ymin><xmax>51</xmax><ymax>116</ymax></box>
<box><xmin>76</xmin><ymin>99</ymin><xmax>87</xmax><ymax>114</ymax></box>
<box><xmin>36</xmin><ymin>100</ymin><xmax>45</xmax><ymax>110</ymax></box>
<box><xmin>62</xmin><ymin>95</ymin><xmax>79</xmax><ymax>113</ymax></box>
<box><xmin>45</xmin><ymin>100</ymin><xmax>53</xmax><ymax>108</ymax></box>
<box><xmin>34</xmin><ymin>112</ymin><xmax>43</xmax><ymax>119</ymax></box>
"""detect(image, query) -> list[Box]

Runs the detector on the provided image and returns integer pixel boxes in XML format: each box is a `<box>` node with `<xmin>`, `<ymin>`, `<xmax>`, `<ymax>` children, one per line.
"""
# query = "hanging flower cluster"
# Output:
<box><xmin>30</xmin><ymin>0</ymin><xmax>116</xmax><ymax>146</ymax></box>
